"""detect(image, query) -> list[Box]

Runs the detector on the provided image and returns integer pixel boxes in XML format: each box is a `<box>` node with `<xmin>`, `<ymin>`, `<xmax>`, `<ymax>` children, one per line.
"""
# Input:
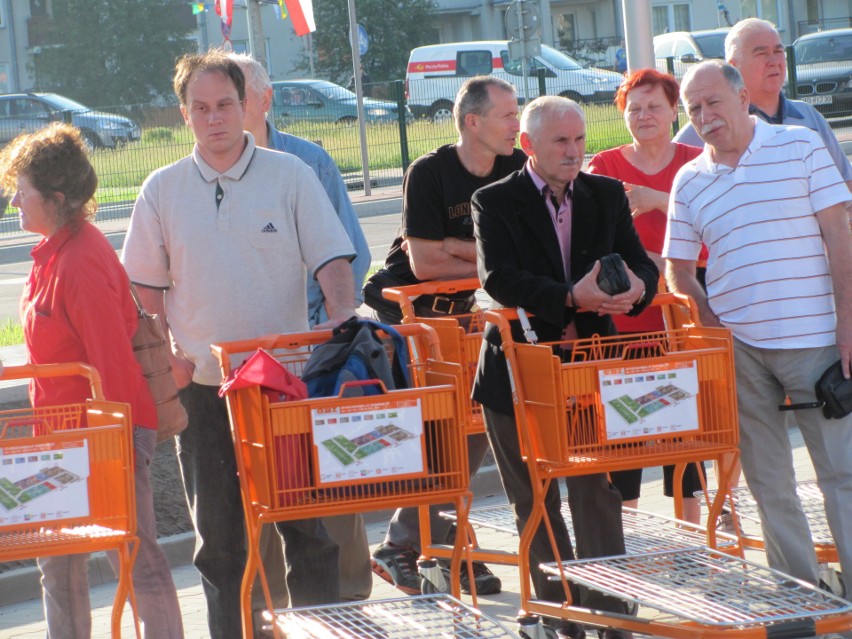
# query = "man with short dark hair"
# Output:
<box><xmin>229</xmin><ymin>51</ymin><xmax>373</xmax><ymax>606</ymax></box>
<box><xmin>122</xmin><ymin>50</ymin><xmax>356</xmax><ymax>638</ymax></box>
<box><xmin>368</xmin><ymin>76</ymin><xmax>527</xmax><ymax>597</ymax></box>
<box><xmin>666</xmin><ymin>59</ymin><xmax>852</xmax><ymax>587</ymax></box>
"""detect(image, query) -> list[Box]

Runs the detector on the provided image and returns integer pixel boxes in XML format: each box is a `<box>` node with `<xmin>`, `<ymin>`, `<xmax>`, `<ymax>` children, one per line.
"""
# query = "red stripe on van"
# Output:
<box><xmin>408</xmin><ymin>60</ymin><xmax>456</xmax><ymax>73</ymax></box>
<box><xmin>407</xmin><ymin>57</ymin><xmax>505</xmax><ymax>73</ymax></box>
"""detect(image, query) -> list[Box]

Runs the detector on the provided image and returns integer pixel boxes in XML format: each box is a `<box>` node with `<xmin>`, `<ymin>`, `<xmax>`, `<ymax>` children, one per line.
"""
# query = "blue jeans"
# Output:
<box><xmin>39</xmin><ymin>426</ymin><xmax>183</xmax><ymax>639</ymax></box>
<box><xmin>177</xmin><ymin>383</ymin><xmax>339</xmax><ymax>639</ymax></box>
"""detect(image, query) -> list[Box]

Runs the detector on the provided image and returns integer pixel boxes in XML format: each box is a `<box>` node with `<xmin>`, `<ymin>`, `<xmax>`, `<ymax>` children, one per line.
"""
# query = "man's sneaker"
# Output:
<box><xmin>440</xmin><ymin>560</ymin><xmax>502</xmax><ymax>595</ymax></box>
<box><xmin>716</xmin><ymin>510</ymin><xmax>742</xmax><ymax>535</ymax></box>
<box><xmin>371</xmin><ymin>543</ymin><xmax>421</xmax><ymax>595</ymax></box>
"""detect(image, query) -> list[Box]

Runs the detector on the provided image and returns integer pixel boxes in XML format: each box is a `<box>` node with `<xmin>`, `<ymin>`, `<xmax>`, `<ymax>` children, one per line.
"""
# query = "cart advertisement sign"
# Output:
<box><xmin>599</xmin><ymin>360</ymin><xmax>700</xmax><ymax>441</ymax></box>
<box><xmin>0</xmin><ymin>439</ymin><xmax>90</xmax><ymax>528</ymax></box>
<box><xmin>311</xmin><ymin>398</ymin><xmax>426</xmax><ymax>486</ymax></box>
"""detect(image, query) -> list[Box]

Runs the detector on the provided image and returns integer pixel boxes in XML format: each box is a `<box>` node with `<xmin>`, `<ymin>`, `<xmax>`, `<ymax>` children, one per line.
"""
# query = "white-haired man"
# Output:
<box><xmin>665</xmin><ymin>60</ymin><xmax>852</xmax><ymax>587</ymax></box>
<box><xmin>473</xmin><ymin>95</ymin><xmax>658</xmax><ymax>639</ymax></box>
<box><xmin>674</xmin><ymin>18</ymin><xmax>852</xmax><ymax>188</ymax></box>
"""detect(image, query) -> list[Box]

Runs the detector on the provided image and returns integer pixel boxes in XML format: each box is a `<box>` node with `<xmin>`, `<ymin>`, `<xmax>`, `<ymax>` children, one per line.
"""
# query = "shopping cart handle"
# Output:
<box><xmin>337</xmin><ymin>379</ymin><xmax>389</xmax><ymax>396</ymax></box>
<box><xmin>0</xmin><ymin>363</ymin><xmax>104</xmax><ymax>400</ymax></box>
<box><xmin>383</xmin><ymin>278</ymin><xmax>481</xmax><ymax>324</ymax></box>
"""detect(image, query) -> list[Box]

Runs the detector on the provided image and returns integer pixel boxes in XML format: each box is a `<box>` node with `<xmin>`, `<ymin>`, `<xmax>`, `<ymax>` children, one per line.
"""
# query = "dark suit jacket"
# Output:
<box><xmin>471</xmin><ymin>168</ymin><xmax>659</xmax><ymax>415</ymax></box>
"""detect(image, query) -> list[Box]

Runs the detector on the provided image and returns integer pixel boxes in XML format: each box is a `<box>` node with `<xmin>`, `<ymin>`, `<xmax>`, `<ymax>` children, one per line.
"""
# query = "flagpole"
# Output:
<box><xmin>347</xmin><ymin>0</ymin><xmax>371</xmax><ymax>196</ymax></box>
<box><xmin>246</xmin><ymin>0</ymin><xmax>268</xmax><ymax>68</ymax></box>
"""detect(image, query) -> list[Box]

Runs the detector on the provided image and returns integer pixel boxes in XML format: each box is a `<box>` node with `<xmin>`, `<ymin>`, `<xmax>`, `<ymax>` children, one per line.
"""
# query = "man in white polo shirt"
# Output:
<box><xmin>122</xmin><ymin>50</ymin><xmax>356</xmax><ymax>639</ymax></box>
<box><xmin>664</xmin><ymin>59</ymin><xmax>852</xmax><ymax>588</ymax></box>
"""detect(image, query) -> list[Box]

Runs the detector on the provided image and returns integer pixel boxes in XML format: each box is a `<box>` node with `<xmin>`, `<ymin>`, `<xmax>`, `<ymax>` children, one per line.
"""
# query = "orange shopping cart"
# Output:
<box><xmin>383</xmin><ymin>277</ymin><xmax>485</xmax><ymax>435</ymax></box>
<box><xmin>488</xmin><ymin>297</ymin><xmax>852</xmax><ymax>639</ymax></box>
<box><xmin>0</xmin><ymin>363</ymin><xmax>140</xmax><ymax>639</ymax></box>
<box><xmin>212</xmin><ymin>322</ymin><xmax>472</xmax><ymax>639</ymax></box>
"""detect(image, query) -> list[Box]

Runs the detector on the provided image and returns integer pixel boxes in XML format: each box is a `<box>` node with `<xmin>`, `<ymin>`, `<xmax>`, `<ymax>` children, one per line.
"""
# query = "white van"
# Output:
<box><xmin>406</xmin><ymin>40</ymin><xmax>624</xmax><ymax>120</ymax></box>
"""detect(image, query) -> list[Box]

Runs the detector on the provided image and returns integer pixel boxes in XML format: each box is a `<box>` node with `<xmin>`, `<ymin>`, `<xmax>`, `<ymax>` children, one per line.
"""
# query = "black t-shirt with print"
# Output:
<box><xmin>384</xmin><ymin>144</ymin><xmax>528</xmax><ymax>283</ymax></box>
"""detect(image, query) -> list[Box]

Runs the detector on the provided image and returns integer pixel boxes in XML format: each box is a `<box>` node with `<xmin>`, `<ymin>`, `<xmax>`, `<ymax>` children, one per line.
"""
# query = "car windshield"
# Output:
<box><xmin>38</xmin><ymin>94</ymin><xmax>89</xmax><ymax>111</ymax></box>
<box><xmin>539</xmin><ymin>45</ymin><xmax>583</xmax><ymax>70</ymax></box>
<box><xmin>310</xmin><ymin>82</ymin><xmax>356</xmax><ymax>101</ymax></box>
<box><xmin>795</xmin><ymin>33</ymin><xmax>852</xmax><ymax>63</ymax></box>
<box><xmin>693</xmin><ymin>33</ymin><xmax>726</xmax><ymax>59</ymax></box>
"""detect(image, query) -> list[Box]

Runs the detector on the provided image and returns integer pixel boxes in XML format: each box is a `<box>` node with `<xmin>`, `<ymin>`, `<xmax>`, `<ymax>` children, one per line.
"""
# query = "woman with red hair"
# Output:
<box><xmin>589</xmin><ymin>68</ymin><xmax>706</xmax><ymax>524</ymax></box>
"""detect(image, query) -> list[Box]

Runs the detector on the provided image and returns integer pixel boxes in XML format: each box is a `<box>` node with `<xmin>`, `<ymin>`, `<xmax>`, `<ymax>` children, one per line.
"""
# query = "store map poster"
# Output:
<box><xmin>0</xmin><ymin>439</ymin><xmax>90</xmax><ymax>528</ymax></box>
<box><xmin>599</xmin><ymin>360</ymin><xmax>700</xmax><ymax>441</ymax></box>
<box><xmin>311</xmin><ymin>398</ymin><xmax>425</xmax><ymax>485</ymax></box>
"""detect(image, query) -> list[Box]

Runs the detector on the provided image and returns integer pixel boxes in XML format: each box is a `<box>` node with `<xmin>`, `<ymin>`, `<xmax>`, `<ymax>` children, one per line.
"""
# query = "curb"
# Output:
<box><xmin>0</xmin><ymin>465</ymin><xmax>505</xmax><ymax>607</ymax></box>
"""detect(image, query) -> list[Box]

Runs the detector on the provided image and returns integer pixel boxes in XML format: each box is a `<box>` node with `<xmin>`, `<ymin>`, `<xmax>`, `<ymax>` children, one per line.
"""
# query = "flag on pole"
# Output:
<box><xmin>191</xmin><ymin>2</ymin><xmax>205</xmax><ymax>15</ymax></box>
<box><xmin>215</xmin><ymin>0</ymin><xmax>233</xmax><ymax>27</ymax></box>
<box><xmin>278</xmin><ymin>0</ymin><xmax>287</xmax><ymax>20</ymax></box>
<box><xmin>283</xmin><ymin>0</ymin><xmax>315</xmax><ymax>36</ymax></box>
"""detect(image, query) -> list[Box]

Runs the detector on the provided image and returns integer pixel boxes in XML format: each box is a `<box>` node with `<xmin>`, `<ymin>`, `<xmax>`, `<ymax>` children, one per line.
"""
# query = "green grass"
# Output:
<box><xmin>0</xmin><ymin>318</ymin><xmax>23</xmax><ymax>347</ymax></box>
<box><xmin>80</xmin><ymin>102</ymin><xmax>642</xmax><ymax>207</ymax></box>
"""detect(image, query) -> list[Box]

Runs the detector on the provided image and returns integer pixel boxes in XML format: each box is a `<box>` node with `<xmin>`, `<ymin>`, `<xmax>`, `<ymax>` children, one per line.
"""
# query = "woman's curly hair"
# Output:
<box><xmin>0</xmin><ymin>122</ymin><xmax>98</xmax><ymax>229</ymax></box>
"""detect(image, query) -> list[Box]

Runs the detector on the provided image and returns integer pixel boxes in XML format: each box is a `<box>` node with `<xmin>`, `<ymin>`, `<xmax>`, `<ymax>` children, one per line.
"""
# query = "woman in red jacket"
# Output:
<box><xmin>3</xmin><ymin>123</ymin><xmax>183</xmax><ymax>638</ymax></box>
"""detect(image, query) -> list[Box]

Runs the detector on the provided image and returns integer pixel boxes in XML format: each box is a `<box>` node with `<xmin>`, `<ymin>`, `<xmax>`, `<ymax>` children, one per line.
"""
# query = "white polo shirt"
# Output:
<box><xmin>122</xmin><ymin>134</ymin><xmax>355</xmax><ymax>385</ymax></box>
<box><xmin>663</xmin><ymin>118</ymin><xmax>851</xmax><ymax>349</ymax></box>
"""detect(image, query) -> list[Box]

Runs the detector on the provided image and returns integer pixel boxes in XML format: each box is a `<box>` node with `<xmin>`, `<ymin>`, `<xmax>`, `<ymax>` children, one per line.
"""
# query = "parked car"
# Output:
<box><xmin>0</xmin><ymin>92</ymin><xmax>140</xmax><ymax>149</ymax></box>
<box><xmin>653</xmin><ymin>29</ymin><xmax>729</xmax><ymax>79</ymax></box>
<box><xmin>793</xmin><ymin>28</ymin><xmax>852</xmax><ymax>119</ymax></box>
<box><xmin>270</xmin><ymin>79</ymin><xmax>412</xmax><ymax>127</ymax></box>
<box><xmin>406</xmin><ymin>41</ymin><xmax>624</xmax><ymax>121</ymax></box>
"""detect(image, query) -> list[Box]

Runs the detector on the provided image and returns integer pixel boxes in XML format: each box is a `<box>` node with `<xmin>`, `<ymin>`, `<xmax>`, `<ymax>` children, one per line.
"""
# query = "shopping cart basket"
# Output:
<box><xmin>704</xmin><ymin>481</ymin><xmax>845</xmax><ymax>596</ymax></box>
<box><xmin>383</xmin><ymin>277</ymin><xmax>485</xmax><ymax>435</ymax></box>
<box><xmin>213</xmin><ymin>323</ymin><xmax>472</xmax><ymax>639</ymax></box>
<box><xmin>0</xmin><ymin>363</ymin><xmax>139</xmax><ymax>639</ymax></box>
<box><xmin>267</xmin><ymin>594</ymin><xmax>521</xmax><ymax>638</ymax></box>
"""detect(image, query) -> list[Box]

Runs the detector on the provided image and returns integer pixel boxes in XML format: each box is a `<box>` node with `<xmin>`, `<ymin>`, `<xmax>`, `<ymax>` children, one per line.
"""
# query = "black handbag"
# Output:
<box><xmin>597</xmin><ymin>253</ymin><xmax>631</xmax><ymax>295</ymax></box>
<box><xmin>779</xmin><ymin>360</ymin><xmax>852</xmax><ymax>419</ymax></box>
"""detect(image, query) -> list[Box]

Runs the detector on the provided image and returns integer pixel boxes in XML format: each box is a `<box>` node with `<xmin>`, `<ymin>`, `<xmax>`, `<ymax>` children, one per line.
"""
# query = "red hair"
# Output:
<box><xmin>614</xmin><ymin>68</ymin><xmax>680</xmax><ymax>112</ymax></box>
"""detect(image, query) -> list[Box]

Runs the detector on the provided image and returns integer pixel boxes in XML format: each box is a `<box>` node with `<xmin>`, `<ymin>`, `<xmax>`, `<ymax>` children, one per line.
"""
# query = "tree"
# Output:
<box><xmin>32</xmin><ymin>0</ymin><xmax>196</xmax><ymax>108</ymax></box>
<box><xmin>304</xmin><ymin>0</ymin><xmax>438</xmax><ymax>86</ymax></box>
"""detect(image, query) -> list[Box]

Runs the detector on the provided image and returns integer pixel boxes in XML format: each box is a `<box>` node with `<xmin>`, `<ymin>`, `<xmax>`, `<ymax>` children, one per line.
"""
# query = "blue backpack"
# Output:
<box><xmin>301</xmin><ymin>318</ymin><xmax>410</xmax><ymax>398</ymax></box>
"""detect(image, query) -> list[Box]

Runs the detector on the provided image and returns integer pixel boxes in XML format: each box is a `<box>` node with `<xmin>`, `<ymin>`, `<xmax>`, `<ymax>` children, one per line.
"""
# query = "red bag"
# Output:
<box><xmin>218</xmin><ymin>349</ymin><xmax>311</xmax><ymax>507</ymax></box>
<box><xmin>218</xmin><ymin>349</ymin><xmax>307</xmax><ymax>403</ymax></box>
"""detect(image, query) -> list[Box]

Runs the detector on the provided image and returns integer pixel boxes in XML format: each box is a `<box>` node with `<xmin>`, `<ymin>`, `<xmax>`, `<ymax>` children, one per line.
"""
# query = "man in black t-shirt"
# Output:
<box><xmin>368</xmin><ymin>76</ymin><xmax>526</xmax><ymax>597</ymax></box>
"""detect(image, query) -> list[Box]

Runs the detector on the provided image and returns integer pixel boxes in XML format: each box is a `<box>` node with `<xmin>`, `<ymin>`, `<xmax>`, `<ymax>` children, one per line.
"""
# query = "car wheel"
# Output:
<box><xmin>337</xmin><ymin>116</ymin><xmax>357</xmax><ymax>126</ymax></box>
<box><xmin>81</xmin><ymin>131</ymin><xmax>100</xmax><ymax>151</ymax></box>
<box><xmin>430</xmin><ymin>101</ymin><xmax>454</xmax><ymax>123</ymax></box>
<box><xmin>559</xmin><ymin>91</ymin><xmax>586</xmax><ymax>103</ymax></box>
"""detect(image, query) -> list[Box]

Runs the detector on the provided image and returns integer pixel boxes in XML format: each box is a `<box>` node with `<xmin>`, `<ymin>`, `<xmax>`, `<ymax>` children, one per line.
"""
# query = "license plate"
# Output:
<box><xmin>802</xmin><ymin>95</ymin><xmax>833</xmax><ymax>105</ymax></box>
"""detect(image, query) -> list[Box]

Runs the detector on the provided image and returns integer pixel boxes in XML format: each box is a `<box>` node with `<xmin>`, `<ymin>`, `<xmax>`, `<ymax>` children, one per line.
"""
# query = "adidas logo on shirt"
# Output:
<box><xmin>261</xmin><ymin>223</ymin><xmax>278</xmax><ymax>233</ymax></box>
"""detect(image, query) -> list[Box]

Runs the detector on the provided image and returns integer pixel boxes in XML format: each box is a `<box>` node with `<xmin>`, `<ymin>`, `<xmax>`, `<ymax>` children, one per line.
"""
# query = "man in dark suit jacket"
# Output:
<box><xmin>472</xmin><ymin>96</ymin><xmax>658</xmax><ymax>639</ymax></box>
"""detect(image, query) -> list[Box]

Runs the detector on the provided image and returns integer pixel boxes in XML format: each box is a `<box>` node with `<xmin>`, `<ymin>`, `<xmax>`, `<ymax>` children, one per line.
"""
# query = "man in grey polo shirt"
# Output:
<box><xmin>122</xmin><ymin>50</ymin><xmax>357</xmax><ymax>639</ymax></box>
<box><xmin>674</xmin><ymin>18</ymin><xmax>852</xmax><ymax>188</ymax></box>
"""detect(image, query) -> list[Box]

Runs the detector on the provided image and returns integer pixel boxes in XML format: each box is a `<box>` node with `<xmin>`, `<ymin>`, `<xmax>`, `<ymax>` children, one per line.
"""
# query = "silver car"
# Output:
<box><xmin>0</xmin><ymin>92</ymin><xmax>141</xmax><ymax>149</ymax></box>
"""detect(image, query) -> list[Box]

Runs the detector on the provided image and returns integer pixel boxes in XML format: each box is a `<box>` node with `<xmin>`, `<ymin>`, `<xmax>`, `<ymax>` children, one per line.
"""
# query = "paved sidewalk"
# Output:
<box><xmin>0</xmin><ymin>428</ymin><xmax>824</xmax><ymax>638</ymax></box>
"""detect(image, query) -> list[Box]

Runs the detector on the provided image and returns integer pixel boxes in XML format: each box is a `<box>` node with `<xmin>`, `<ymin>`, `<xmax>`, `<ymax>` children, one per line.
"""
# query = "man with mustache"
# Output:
<box><xmin>472</xmin><ymin>95</ymin><xmax>658</xmax><ymax>638</ymax></box>
<box><xmin>665</xmin><ymin>60</ymin><xmax>852</xmax><ymax>589</ymax></box>
<box><xmin>674</xmin><ymin>18</ymin><xmax>852</xmax><ymax>190</ymax></box>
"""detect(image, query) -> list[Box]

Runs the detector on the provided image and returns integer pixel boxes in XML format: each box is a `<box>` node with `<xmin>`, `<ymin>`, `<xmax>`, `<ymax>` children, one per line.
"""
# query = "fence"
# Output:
<box><xmin>0</xmin><ymin>48</ymin><xmax>849</xmax><ymax>236</ymax></box>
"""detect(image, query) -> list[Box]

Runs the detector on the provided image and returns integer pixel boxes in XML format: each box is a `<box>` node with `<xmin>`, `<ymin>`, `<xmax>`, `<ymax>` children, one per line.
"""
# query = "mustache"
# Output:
<box><xmin>701</xmin><ymin>120</ymin><xmax>724</xmax><ymax>135</ymax></box>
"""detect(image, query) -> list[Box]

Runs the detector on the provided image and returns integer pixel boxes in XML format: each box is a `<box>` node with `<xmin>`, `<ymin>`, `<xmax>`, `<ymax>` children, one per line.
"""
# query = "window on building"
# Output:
<box><xmin>652</xmin><ymin>3</ymin><xmax>691</xmax><ymax>35</ymax></box>
<box><xmin>30</xmin><ymin>0</ymin><xmax>48</xmax><ymax>18</ymax></box>
<box><xmin>557</xmin><ymin>13</ymin><xmax>577</xmax><ymax>50</ymax></box>
<box><xmin>741</xmin><ymin>0</ymin><xmax>780</xmax><ymax>27</ymax></box>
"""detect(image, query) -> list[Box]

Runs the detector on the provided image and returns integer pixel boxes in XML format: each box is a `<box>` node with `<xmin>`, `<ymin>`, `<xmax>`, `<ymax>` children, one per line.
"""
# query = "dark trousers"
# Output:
<box><xmin>482</xmin><ymin>405</ymin><xmax>628</xmax><ymax>613</ymax></box>
<box><xmin>177</xmin><ymin>383</ymin><xmax>340</xmax><ymax>639</ymax></box>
